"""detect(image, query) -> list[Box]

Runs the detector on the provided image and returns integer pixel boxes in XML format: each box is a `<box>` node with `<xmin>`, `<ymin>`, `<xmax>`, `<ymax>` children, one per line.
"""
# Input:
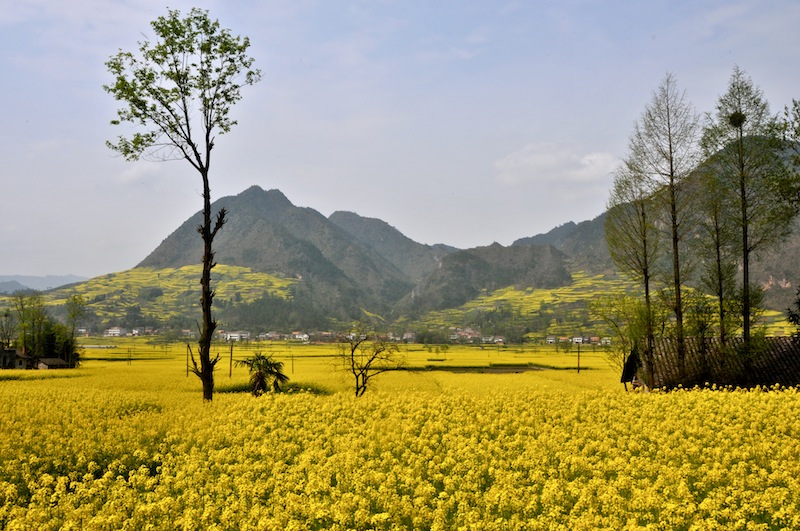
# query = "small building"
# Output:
<box><xmin>104</xmin><ymin>327</ymin><xmax>127</xmax><ymax>337</ymax></box>
<box><xmin>1</xmin><ymin>349</ymin><xmax>30</xmax><ymax>369</ymax></box>
<box><xmin>225</xmin><ymin>331</ymin><xmax>251</xmax><ymax>342</ymax></box>
<box><xmin>15</xmin><ymin>353</ymin><xmax>30</xmax><ymax>369</ymax></box>
<box><xmin>290</xmin><ymin>332</ymin><xmax>309</xmax><ymax>342</ymax></box>
<box><xmin>37</xmin><ymin>358</ymin><xmax>70</xmax><ymax>370</ymax></box>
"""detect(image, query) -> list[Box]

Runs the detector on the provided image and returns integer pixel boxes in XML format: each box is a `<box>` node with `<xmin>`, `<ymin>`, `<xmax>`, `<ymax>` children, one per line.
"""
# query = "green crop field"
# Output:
<box><xmin>2</xmin><ymin>340</ymin><xmax>799</xmax><ymax>529</ymax></box>
<box><xmin>1</xmin><ymin>269</ymin><xmax>792</xmax><ymax>342</ymax></box>
<box><xmin>3</xmin><ymin>265</ymin><xmax>296</xmax><ymax>323</ymax></box>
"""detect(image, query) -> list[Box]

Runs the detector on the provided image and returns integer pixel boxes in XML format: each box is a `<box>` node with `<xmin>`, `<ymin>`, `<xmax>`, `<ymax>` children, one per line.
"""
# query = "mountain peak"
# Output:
<box><xmin>237</xmin><ymin>186</ymin><xmax>294</xmax><ymax>209</ymax></box>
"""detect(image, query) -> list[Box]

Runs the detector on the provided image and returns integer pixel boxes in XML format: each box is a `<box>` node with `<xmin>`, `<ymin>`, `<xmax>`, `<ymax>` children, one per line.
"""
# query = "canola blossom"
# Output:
<box><xmin>1</xmin><ymin>359</ymin><xmax>799</xmax><ymax>530</ymax></box>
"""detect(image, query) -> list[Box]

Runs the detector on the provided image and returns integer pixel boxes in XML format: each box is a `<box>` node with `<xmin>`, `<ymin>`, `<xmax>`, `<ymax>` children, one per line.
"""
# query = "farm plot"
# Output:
<box><xmin>1</xmin><ymin>346</ymin><xmax>798</xmax><ymax>530</ymax></box>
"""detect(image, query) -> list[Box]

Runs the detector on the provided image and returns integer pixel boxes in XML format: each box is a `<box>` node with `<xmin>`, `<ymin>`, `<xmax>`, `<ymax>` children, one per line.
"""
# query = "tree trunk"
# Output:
<box><xmin>669</xmin><ymin>175</ymin><xmax>686</xmax><ymax>380</ymax></box>
<box><xmin>640</xmin><ymin>203</ymin><xmax>656</xmax><ymax>388</ymax></box>
<box><xmin>644</xmin><ymin>272</ymin><xmax>655</xmax><ymax>387</ymax></box>
<box><xmin>199</xmin><ymin>169</ymin><xmax>217</xmax><ymax>401</ymax></box>
<box><xmin>715</xmin><ymin>218</ymin><xmax>727</xmax><ymax>346</ymax></box>
<box><xmin>737</xmin><ymin>126</ymin><xmax>752</xmax><ymax>377</ymax></box>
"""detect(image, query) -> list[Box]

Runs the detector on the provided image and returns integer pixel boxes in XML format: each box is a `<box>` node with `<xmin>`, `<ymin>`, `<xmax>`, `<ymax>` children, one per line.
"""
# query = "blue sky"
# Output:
<box><xmin>2</xmin><ymin>0</ymin><xmax>799</xmax><ymax>277</ymax></box>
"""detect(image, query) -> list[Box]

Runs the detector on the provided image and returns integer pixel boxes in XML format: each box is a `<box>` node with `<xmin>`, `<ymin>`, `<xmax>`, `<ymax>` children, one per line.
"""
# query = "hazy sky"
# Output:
<box><xmin>2</xmin><ymin>0</ymin><xmax>799</xmax><ymax>277</ymax></box>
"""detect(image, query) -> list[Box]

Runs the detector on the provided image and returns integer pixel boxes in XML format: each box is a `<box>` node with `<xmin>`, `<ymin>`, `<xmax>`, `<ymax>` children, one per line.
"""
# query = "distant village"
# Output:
<box><xmin>97</xmin><ymin>325</ymin><xmax>610</xmax><ymax>347</ymax></box>
<box><xmin>2</xmin><ymin>323</ymin><xmax>612</xmax><ymax>371</ymax></box>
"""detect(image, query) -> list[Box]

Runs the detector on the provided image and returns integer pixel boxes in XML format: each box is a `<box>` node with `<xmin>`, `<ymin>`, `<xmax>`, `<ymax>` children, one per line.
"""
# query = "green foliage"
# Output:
<box><xmin>104</xmin><ymin>8</ymin><xmax>261</xmax><ymax>162</ymax></box>
<box><xmin>234</xmin><ymin>352</ymin><xmax>290</xmax><ymax>395</ymax></box>
<box><xmin>10</xmin><ymin>292</ymin><xmax>80</xmax><ymax>366</ymax></box>
<box><xmin>39</xmin><ymin>265</ymin><xmax>294</xmax><ymax>330</ymax></box>
<box><xmin>408</xmin><ymin>272</ymin><xmax>639</xmax><ymax>341</ymax></box>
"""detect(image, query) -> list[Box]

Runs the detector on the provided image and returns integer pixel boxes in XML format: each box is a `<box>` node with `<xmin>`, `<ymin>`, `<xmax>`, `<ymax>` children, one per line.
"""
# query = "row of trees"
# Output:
<box><xmin>0</xmin><ymin>292</ymin><xmax>85</xmax><ymax>367</ymax></box>
<box><xmin>604</xmin><ymin>68</ymin><xmax>800</xmax><ymax>385</ymax></box>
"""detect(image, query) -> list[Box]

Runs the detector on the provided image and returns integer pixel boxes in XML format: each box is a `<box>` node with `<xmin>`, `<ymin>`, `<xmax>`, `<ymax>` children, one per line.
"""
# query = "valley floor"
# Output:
<box><xmin>1</xmin><ymin>341</ymin><xmax>798</xmax><ymax>529</ymax></box>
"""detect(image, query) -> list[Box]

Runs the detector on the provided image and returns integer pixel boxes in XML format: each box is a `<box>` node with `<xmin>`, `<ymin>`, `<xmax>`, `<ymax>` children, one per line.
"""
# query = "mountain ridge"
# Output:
<box><xmin>0</xmin><ymin>275</ymin><xmax>88</xmax><ymax>293</ymax></box>
<box><xmin>130</xmin><ymin>185</ymin><xmax>577</xmax><ymax>327</ymax></box>
<box><xmin>10</xmin><ymin>184</ymin><xmax>798</xmax><ymax>334</ymax></box>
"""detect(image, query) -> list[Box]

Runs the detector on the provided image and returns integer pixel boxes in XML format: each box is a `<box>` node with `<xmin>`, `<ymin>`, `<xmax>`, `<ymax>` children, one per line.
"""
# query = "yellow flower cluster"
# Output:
<box><xmin>1</xmin><ymin>364</ymin><xmax>799</xmax><ymax>530</ymax></box>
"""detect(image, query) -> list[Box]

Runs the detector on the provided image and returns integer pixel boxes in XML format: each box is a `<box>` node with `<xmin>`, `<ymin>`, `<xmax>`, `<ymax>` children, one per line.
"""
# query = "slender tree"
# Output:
<box><xmin>628</xmin><ymin>73</ymin><xmax>700</xmax><ymax>379</ymax></box>
<box><xmin>701</xmin><ymin>67</ymin><xmax>795</xmax><ymax>358</ymax></box>
<box><xmin>605</xmin><ymin>163</ymin><xmax>662</xmax><ymax>386</ymax></box>
<box><xmin>104</xmin><ymin>8</ymin><xmax>261</xmax><ymax>400</ymax></box>
<box><xmin>0</xmin><ymin>309</ymin><xmax>16</xmax><ymax>350</ymax></box>
<box><xmin>12</xmin><ymin>292</ymin><xmax>48</xmax><ymax>360</ymax></box>
<box><xmin>65</xmin><ymin>294</ymin><xmax>86</xmax><ymax>340</ymax></box>
<box><xmin>695</xmin><ymin>165</ymin><xmax>739</xmax><ymax>345</ymax></box>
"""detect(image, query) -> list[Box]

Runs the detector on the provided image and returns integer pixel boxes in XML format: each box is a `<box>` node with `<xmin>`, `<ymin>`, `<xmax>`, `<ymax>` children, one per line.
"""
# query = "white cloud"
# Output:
<box><xmin>494</xmin><ymin>143</ymin><xmax>618</xmax><ymax>186</ymax></box>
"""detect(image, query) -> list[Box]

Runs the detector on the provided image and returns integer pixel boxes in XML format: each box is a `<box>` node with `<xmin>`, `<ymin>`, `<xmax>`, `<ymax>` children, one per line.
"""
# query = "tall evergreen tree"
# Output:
<box><xmin>701</xmin><ymin>66</ymin><xmax>795</xmax><ymax>358</ymax></box>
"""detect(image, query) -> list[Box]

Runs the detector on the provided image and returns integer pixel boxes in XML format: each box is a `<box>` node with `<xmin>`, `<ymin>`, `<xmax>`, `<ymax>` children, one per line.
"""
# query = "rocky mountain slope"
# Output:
<box><xmin>328</xmin><ymin>210</ymin><xmax>457</xmax><ymax>284</ymax></box>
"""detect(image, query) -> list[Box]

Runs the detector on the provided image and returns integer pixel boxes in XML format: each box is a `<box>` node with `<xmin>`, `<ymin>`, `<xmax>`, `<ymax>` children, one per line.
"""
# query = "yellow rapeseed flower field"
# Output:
<box><xmin>1</xmin><ymin>343</ymin><xmax>798</xmax><ymax>530</ymax></box>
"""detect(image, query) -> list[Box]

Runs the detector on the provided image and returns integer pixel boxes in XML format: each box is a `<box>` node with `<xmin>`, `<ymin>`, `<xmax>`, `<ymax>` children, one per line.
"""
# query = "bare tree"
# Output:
<box><xmin>628</xmin><ymin>73</ymin><xmax>700</xmax><ymax>379</ymax></box>
<box><xmin>338</xmin><ymin>324</ymin><xmax>403</xmax><ymax>397</ymax></box>
<box><xmin>605</xmin><ymin>163</ymin><xmax>662</xmax><ymax>386</ymax></box>
<box><xmin>104</xmin><ymin>8</ymin><xmax>261</xmax><ymax>400</ymax></box>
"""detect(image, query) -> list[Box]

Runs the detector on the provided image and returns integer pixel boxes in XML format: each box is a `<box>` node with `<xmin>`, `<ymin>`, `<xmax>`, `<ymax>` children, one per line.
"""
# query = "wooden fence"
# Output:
<box><xmin>643</xmin><ymin>336</ymin><xmax>800</xmax><ymax>388</ymax></box>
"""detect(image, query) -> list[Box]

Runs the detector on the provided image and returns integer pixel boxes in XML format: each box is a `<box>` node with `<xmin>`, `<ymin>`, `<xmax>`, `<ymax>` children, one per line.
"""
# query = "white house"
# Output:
<box><xmin>104</xmin><ymin>327</ymin><xmax>127</xmax><ymax>337</ymax></box>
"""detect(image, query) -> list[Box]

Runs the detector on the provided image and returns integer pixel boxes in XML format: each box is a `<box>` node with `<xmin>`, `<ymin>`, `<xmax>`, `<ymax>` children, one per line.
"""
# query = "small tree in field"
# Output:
<box><xmin>339</xmin><ymin>324</ymin><xmax>403</xmax><ymax>397</ymax></box>
<box><xmin>104</xmin><ymin>8</ymin><xmax>261</xmax><ymax>400</ymax></box>
<box><xmin>235</xmin><ymin>353</ymin><xmax>289</xmax><ymax>396</ymax></box>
